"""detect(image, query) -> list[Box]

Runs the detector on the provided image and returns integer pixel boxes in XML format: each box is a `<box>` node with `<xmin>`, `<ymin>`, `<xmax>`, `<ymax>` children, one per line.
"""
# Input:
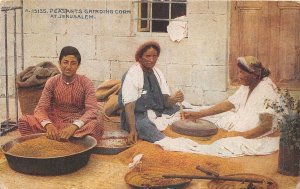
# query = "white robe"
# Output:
<box><xmin>156</xmin><ymin>77</ymin><xmax>281</xmax><ymax>157</ymax></box>
<box><xmin>121</xmin><ymin>63</ymin><xmax>170</xmax><ymax>104</ymax></box>
<box><xmin>208</xmin><ymin>77</ymin><xmax>279</xmax><ymax>134</ymax></box>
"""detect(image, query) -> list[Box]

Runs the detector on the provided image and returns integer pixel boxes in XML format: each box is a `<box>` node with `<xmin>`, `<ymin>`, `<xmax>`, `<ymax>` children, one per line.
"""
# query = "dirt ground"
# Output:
<box><xmin>0</xmin><ymin>129</ymin><xmax>299</xmax><ymax>189</ymax></box>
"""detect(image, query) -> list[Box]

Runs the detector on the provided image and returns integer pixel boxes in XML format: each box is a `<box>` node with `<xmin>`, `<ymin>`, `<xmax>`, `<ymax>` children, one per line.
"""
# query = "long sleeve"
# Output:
<box><xmin>78</xmin><ymin>77</ymin><xmax>99</xmax><ymax>123</ymax></box>
<box><xmin>34</xmin><ymin>76</ymin><xmax>56</xmax><ymax>123</ymax></box>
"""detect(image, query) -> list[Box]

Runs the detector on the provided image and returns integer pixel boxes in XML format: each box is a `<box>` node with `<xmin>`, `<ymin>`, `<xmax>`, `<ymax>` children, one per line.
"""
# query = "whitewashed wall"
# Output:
<box><xmin>0</xmin><ymin>0</ymin><xmax>231</xmax><ymax>120</ymax></box>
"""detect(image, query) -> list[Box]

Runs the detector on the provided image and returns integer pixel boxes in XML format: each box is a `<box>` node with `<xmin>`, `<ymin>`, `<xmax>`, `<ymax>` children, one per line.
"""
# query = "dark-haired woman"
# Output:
<box><xmin>18</xmin><ymin>46</ymin><xmax>103</xmax><ymax>141</ymax></box>
<box><xmin>183</xmin><ymin>56</ymin><xmax>279</xmax><ymax>139</ymax></box>
<box><xmin>119</xmin><ymin>41</ymin><xmax>184</xmax><ymax>144</ymax></box>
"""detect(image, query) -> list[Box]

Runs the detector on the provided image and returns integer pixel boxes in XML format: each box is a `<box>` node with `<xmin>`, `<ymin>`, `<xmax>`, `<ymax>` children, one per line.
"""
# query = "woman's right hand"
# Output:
<box><xmin>127</xmin><ymin>130</ymin><xmax>138</xmax><ymax>145</ymax></box>
<box><xmin>182</xmin><ymin>111</ymin><xmax>202</xmax><ymax>121</ymax></box>
<box><xmin>45</xmin><ymin>123</ymin><xmax>60</xmax><ymax>141</ymax></box>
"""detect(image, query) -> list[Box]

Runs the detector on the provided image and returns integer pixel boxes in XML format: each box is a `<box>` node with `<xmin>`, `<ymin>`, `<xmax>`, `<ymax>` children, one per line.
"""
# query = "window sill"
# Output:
<box><xmin>133</xmin><ymin>31</ymin><xmax>189</xmax><ymax>40</ymax></box>
<box><xmin>134</xmin><ymin>32</ymin><xmax>170</xmax><ymax>37</ymax></box>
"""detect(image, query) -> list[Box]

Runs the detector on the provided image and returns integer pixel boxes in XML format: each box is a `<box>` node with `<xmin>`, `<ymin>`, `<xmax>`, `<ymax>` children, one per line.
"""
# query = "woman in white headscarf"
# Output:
<box><xmin>154</xmin><ymin>56</ymin><xmax>280</xmax><ymax>157</ymax></box>
<box><xmin>183</xmin><ymin>56</ymin><xmax>279</xmax><ymax>138</ymax></box>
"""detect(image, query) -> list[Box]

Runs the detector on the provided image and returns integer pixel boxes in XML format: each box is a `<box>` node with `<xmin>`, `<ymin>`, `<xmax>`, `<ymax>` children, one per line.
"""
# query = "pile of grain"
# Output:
<box><xmin>117</xmin><ymin>141</ymin><xmax>243</xmax><ymax>175</ymax></box>
<box><xmin>125</xmin><ymin>170</ymin><xmax>191</xmax><ymax>188</ymax></box>
<box><xmin>8</xmin><ymin>136</ymin><xmax>86</xmax><ymax>157</ymax></box>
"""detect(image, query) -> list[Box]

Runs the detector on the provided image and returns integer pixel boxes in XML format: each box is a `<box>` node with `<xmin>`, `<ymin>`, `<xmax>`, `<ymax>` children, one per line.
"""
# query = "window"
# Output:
<box><xmin>135</xmin><ymin>0</ymin><xmax>187</xmax><ymax>33</ymax></box>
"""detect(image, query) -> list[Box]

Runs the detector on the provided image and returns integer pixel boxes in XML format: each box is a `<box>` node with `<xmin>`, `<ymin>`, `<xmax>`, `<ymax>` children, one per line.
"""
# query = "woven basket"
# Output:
<box><xmin>18</xmin><ymin>86</ymin><xmax>43</xmax><ymax>115</ymax></box>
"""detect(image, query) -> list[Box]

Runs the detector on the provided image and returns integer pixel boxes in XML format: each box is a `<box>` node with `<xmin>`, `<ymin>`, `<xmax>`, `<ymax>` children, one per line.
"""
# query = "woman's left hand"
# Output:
<box><xmin>59</xmin><ymin>124</ymin><xmax>78</xmax><ymax>141</ymax></box>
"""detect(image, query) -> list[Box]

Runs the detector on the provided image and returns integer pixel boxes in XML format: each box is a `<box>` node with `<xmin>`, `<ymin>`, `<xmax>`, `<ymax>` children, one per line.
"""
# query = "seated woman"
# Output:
<box><xmin>119</xmin><ymin>41</ymin><xmax>184</xmax><ymax>144</ymax></box>
<box><xmin>18</xmin><ymin>46</ymin><xmax>103</xmax><ymax>141</ymax></box>
<box><xmin>183</xmin><ymin>56</ymin><xmax>279</xmax><ymax>139</ymax></box>
<box><xmin>154</xmin><ymin>56</ymin><xmax>280</xmax><ymax>157</ymax></box>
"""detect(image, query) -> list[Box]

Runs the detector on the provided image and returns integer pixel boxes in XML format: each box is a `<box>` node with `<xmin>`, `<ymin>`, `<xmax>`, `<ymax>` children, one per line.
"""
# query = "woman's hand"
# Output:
<box><xmin>59</xmin><ymin>124</ymin><xmax>78</xmax><ymax>141</ymax></box>
<box><xmin>45</xmin><ymin>123</ymin><xmax>60</xmax><ymax>141</ymax></box>
<box><xmin>127</xmin><ymin>129</ymin><xmax>138</xmax><ymax>145</ymax></box>
<box><xmin>171</xmin><ymin>91</ymin><xmax>184</xmax><ymax>103</ymax></box>
<box><xmin>182</xmin><ymin>111</ymin><xmax>202</xmax><ymax>121</ymax></box>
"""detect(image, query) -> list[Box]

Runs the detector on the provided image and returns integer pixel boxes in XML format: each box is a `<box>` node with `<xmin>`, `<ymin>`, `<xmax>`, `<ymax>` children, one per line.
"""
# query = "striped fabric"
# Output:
<box><xmin>18</xmin><ymin>74</ymin><xmax>103</xmax><ymax>141</ymax></box>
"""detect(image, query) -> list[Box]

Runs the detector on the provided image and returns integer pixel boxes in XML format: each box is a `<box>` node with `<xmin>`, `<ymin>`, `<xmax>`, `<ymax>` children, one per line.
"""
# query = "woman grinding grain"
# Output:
<box><xmin>18</xmin><ymin>46</ymin><xmax>104</xmax><ymax>142</ymax></box>
<box><xmin>119</xmin><ymin>41</ymin><xmax>184</xmax><ymax>144</ymax></box>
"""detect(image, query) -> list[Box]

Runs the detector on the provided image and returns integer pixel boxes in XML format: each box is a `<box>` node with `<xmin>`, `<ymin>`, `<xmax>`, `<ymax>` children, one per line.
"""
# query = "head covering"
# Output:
<box><xmin>135</xmin><ymin>41</ymin><xmax>161</xmax><ymax>62</ymax></box>
<box><xmin>237</xmin><ymin>56</ymin><xmax>270</xmax><ymax>79</ymax></box>
<box><xmin>59</xmin><ymin>46</ymin><xmax>81</xmax><ymax>64</ymax></box>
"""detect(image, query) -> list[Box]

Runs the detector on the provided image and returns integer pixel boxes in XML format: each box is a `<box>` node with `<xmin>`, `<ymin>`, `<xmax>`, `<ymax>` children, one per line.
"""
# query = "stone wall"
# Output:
<box><xmin>0</xmin><ymin>0</ymin><xmax>231</xmax><ymax>120</ymax></box>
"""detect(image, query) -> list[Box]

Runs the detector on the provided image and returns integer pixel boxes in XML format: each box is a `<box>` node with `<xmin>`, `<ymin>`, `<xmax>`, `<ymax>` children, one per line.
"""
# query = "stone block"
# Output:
<box><xmin>194</xmin><ymin>65</ymin><xmax>227</xmax><ymax>91</ymax></box>
<box><xmin>102</xmin><ymin>1</ymin><xmax>132</xmax><ymax>37</ymax></box>
<box><xmin>110</xmin><ymin>60</ymin><xmax>133</xmax><ymax>80</ymax></box>
<box><xmin>166</xmin><ymin>64</ymin><xmax>192</xmax><ymax>86</ymax></box>
<box><xmin>92</xmin><ymin>14</ymin><xmax>105</xmax><ymax>36</ymax></box>
<box><xmin>30</xmin><ymin>10</ymin><xmax>67</xmax><ymax>34</ymax></box>
<box><xmin>203</xmin><ymin>90</ymin><xmax>228</xmax><ymax>105</ymax></box>
<box><xmin>24</xmin><ymin>33</ymin><xmax>57</xmax><ymax>58</ymax></box>
<box><xmin>208</xmin><ymin>1</ymin><xmax>228</xmax><ymax>15</ymax></box>
<box><xmin>191</xmin><ymin>65</ymin><xmax>206</xmax><ymax>89</ymax></box>
<box><xmin>188</xmin><ymin>14</ymin><xmax>228</xmax><ymax>41</ymax></box>
<box><xmin>23</xmin><ymin>56</ymin><xmax>57</xmax><ymax>68</ymax></box>
<box><xmin>101</xmin><ymin>12</ymin><xmax>131</xmax><ymax>37</ymax></box>
<box><xmin>96</xmin><ymin>36</ymin><xmax>140</xmax><ymax>62</ymax></box>
<box><xmin>77</xmin><ymin>60</ymin><xmax>110</xmax><ymax>82</ymax></box>
<box><xmin>190</xmin><ymin>39</ymin><xmax>227</xmax><ymax>66</ymax></box>
<box><xmin>56</xmin><ymin>34</ymin><xmax>95</xmax><ymax>62</ymax></box>
<box><xmin>164</xmin><ymin>40</ymin><xmax>201</xmax><ymax>65</ymax></box>
<box><xmin>24</xmin><ymin>0</ymin><xmax>66</xmax><ymax>34</ymax></box>
<box><xmin>187</xmin><ymin>1</ymin><xmax>209</xmax><ymax>14</ymax></box>
<box><xmin>0</xmin><ymin>56</ymin><xmax>23</xmax><ymax>76</ymax></box>
<box><xmin>176</xmin><ymin>86</ymin><xmax>204</xmax><ymax>105</ymax></box>
<box><xmin>155</xmin><ymin>63</ymin><xmax>167</xmax><ymax>78</ymax></box>
<box><xmin>66</xmin><ymin>18</ymin><xmax>93</xmax><ymax>35</ymax></box>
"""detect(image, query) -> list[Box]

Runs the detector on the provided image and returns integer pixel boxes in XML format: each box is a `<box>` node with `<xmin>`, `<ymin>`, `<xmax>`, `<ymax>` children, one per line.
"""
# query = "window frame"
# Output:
<box><xmin>133</xmin><ymin>0</ymin><xmax>188</xmax><ymax>34</ymax></box>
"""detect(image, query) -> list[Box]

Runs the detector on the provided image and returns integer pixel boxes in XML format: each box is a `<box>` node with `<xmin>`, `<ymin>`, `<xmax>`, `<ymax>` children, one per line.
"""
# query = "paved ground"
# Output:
<box><xmin>0</xmin><ymin>129</ymin><xmax>299</xmax><ymax>189</ymax></box>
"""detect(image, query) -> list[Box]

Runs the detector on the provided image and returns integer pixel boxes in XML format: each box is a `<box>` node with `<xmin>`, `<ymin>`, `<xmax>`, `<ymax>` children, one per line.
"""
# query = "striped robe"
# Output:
<box><xmin>18</xmin><ymin>74</ymin><xmax>103</xmax><ymax>141</ymax></box>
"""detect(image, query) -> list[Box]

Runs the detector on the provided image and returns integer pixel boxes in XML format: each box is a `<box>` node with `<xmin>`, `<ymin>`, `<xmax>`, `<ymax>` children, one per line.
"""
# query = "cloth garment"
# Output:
<box><xmin>96</xmin><ymin>79</ymin><xmax>121</xmax><ymax>101</ymax></box>
<box><xmin>147</xmin><ymin>109</ymin><xmax>181</xmax><ymax>131</ymax></box>
<box><xmin>18</xmin><ymin>74</ymin><xmax>104</xmax><ymax>141</ymax></box>
<box><xmin>146</xmin><ymin>98</ymin><xmax>193</xmax><ymax>131</ymax></box>
<box><xmin>128</xmin><ymin>154</ymin><xmax>143</xmax><ymax>169</ymax></box>
<box><xmin>155</xmin><ymin>136</ymin><xmax>280</xmax><ymax>157</ymax></box>
<box><xmin>119</xmin><ymin>64</ymin><xmax>179</xmax><ymax>142</ymax></box>
<box><xmin>120</xmin><ymin>63</ymin><xmax>170</xmax><ymax>105</ymax></box>
<box><xmin>167</xmin><ymin>16</ymin><xmax>188</xmax><ymax>42</ymax></box>
<box><xmin>16</xmin><ymin>61</ymin><xmax>60</xmax><ymax>88</ymax></box>
<box><xmin>96</xmin><ymin>79</ymin><xmax>122</xmax><ymax>117</ymax></box>
<box><xmin>155</xmin><ymin>77</ymin><xmax>281</xmax><ymax>157</ymax></box>
<box><xmin>237</xmin><ymin>56</ymin><xmax>270</xmax><ymax>79</ymax></box>
<box><xmin>213</xmin><ymin>77</ymin><xmax>279</xmax><ymax>134</ymax></box>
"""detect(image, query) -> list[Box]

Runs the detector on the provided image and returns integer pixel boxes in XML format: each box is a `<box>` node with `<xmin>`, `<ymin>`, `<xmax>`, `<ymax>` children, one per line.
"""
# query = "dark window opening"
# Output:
<box><xmin>137</xmin><ymin>0</ymin><xmax>187</xmax><ymax>33</ymax></box>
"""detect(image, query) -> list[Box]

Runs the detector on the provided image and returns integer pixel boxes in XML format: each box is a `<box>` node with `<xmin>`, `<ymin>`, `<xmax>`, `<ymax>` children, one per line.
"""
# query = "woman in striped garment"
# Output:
<box><xmin>18</xmin><ymin>46</ymin><xmax>103</xmax><ymax>141</ymax></box>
